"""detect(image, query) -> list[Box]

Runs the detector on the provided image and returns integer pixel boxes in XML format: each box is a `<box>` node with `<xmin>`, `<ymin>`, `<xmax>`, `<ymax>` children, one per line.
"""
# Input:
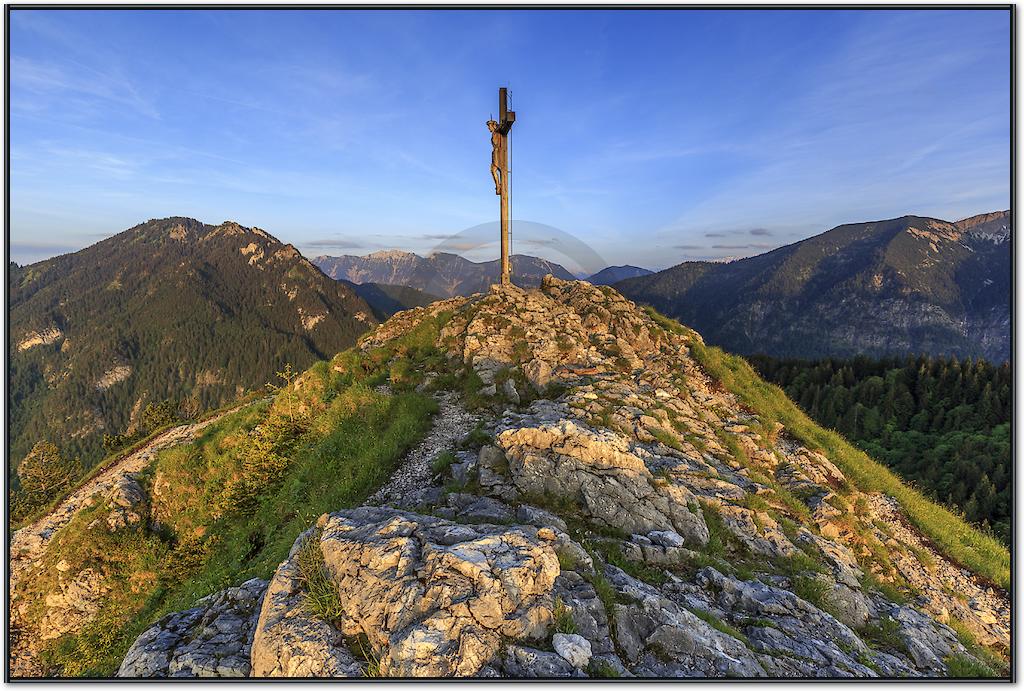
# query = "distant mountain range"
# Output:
<box><xmin>312</xmin><ymin>250</ymin><xmax>576</xmax><ymax>298</ymax></box>
<box><xmin>9</xmin><ymin>217</ymin><xmax>376</xmax><ymax>470</ymax></box>
<box><xmin>586</xmin><ymin>265</ymin><xmax>653</xmax><ymax>285</ymax></box>
<box><xmin>617</xmin><ymin>211</ymin><xmax>1010</xmax><ymax>362</ymax></box>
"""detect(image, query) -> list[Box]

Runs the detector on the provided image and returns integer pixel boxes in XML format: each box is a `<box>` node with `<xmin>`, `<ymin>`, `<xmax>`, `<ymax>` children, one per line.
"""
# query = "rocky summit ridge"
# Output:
<box><xmin>14</xmin><ymin>277</ymin><xmax>1009</xmax><ymax>678</ymax></box>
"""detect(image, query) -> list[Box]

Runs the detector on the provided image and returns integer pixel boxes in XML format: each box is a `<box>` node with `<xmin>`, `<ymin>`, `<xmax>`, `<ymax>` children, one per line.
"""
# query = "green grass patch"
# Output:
<box><xmin>642</xmin><ymin>305</ymin><xmax>693</xmax><ymax>339</ymax></box>
<box><xmin>430</xmin><ymin>451</ymin><xmax>457</xmax><ymax>476</ymax></box>
<box><xmin>346</xmin><ymin>633</ymin><xmax>382</xmax><ymax>677</ymax></box>
<box><xmin>552</xmin><ymin>597</ymin><xmax>577</xmax><ymax>635</ymax></box>
<box><xmin>586</xmin><ymin>658</ymin><xmax>622</xmax><ymax>678</ymax></box>
<box><xmin>859</xmin><ymin>616</ymin><xmax>908</xmax><ymax>656</ymax></box>
<box><xmin>596</xmin><ymin>540</ymin><xmax>668</xmax><ymax>586</ymax></box>
<box><xmin>458</xmin><ymin>421</ymin><xmax>493</xmax><ymax>449</ymax></box>
<box><xmin>649</xmin><ymin>425</ymin><xmax>684</xmax><ymax>452</ymax></box>
<box><xmin>947</xmin><ymin>617</ymin><xmax>1009</xmax><ymax>676</ymax></box>
<box><xmin>556</xmin><ymin>546</ymin><xmax>581</xmax><ymax>572</ymax></box>
<box><xmin>944</xmin><ymin>654</ymin><xmax>998</xmax><ymax>678</ymax></box>
<box><xmin>790</xmin><ymin>574</ymin><xmax>837</xmax><ymax>616</ymax></box>
<box><xmin>689</xmin><ymin>607</ymin><xmax>749</xmax><ymax>645</ymax></box>
<box><xmin>295</xmin><ymin>527</ymin><xmax>344</xmax><ymax>623</ymax></box>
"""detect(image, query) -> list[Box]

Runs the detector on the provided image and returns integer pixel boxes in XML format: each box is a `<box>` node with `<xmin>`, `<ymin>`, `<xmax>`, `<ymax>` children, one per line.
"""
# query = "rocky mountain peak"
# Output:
<box><xmin>616</xmin><ymin>211</ymin><xmax>1011</xmax><ymax>362</ymax></box>
<box><xmin>335</xmin><ymin>276</ymin><xmax>1008</xmax><ymax>676</ymax></box>
<box><xmin>957</xmin><ymin>210</ymin><xmax>1011</xmax><ymax>244</ymax></box>
<box><xmin>365</xmin><ymin>249</ymin><xmax>418</xmax><ymax>261</ymax></box>
<box><xmin>7</xmin><ymin>215</ymin><xmax>377</xmax><ymax>483</ymax></box>
<box><xmin>955</xmin><ymin>209</ymin><xmax>1010</xmax><ymax>232</ymax></box>
<box><xmin>312</xmin><ymin>251</ymin><xmax>577</xmax><ymax>299</ymax></box>
<box><xmin>114</xmin><ymin>277</ymin><xmax>1006</xmax><ymax>677</ymax></box>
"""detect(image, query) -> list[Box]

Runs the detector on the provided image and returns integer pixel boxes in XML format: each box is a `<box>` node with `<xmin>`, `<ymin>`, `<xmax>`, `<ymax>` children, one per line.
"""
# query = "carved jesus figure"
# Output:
<box><xmin>488</xmin><ymin>119</ymin><xmax>503</xmax><ymax>195</ymax></box>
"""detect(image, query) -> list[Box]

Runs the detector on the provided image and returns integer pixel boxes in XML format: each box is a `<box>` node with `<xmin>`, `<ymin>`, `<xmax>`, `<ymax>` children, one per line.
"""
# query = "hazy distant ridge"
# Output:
<box><xmin>313</xmin><ymin>250</ymin><xmax>577</xmax><ymax>298</ymax></box>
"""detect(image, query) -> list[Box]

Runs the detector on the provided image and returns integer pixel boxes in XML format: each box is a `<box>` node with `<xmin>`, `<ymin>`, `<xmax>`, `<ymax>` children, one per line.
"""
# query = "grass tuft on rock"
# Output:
<box><xmin>688</xmin><ymin>607</ymin><xmax>749</xmax><ymax>645</ymax></box>
<box><xmin>430</xmin><ymin>451</ymin><xmax>457</xmax><ymax>476</ymax></box>
<box><xmin>552</xmin><ymin>597</ymin><xmax>577</xmax><ymax>635</ymax></box>
<box><xmin>944</xmin><ymin>653</ymin><xmax>997</xmax><ymax>679</ymax></box>
<box><xmin>296</xmin><ymin>527</ymin><xmax>344</xmax><ymax>623</ymax></box>
<box><xmin>586</xmin><ymin>658</ymin><xmax>622</xmax><ymax>678</ymax></box>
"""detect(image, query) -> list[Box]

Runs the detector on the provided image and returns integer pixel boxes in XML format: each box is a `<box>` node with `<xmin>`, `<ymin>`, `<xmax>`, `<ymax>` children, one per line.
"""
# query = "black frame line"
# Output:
<box><xmin>3</xmin><ymin>2</ymin><xmax>1015</xmax><ymax>683</ymax></box>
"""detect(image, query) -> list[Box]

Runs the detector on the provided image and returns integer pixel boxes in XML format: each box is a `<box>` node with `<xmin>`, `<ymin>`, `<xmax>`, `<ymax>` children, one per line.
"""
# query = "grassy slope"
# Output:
<box><xmin>643</xmin><ymin>308</ymin><xmax>1009</xmax><ymax>590</ymax></box>
<box><xmin>12</xmin><ymin>392</ymin><xmax>265</xmax><ymax>532</ymax></box>
<box><xmin>34</xmin><ymin>364</ymin><xmax>436</xmax><ymax>676</ymax></box>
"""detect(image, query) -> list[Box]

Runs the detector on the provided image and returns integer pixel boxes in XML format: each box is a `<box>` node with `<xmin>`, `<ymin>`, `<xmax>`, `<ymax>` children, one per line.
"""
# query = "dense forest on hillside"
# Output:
<box><xmin>749</xmin><ymin>354</ymin><xmax>1010</xmax><ymax>544</ymax></box>
<box><xmin>8</xmin><ymin>218</ymin><xmax>374</xmax><ymax>492</ymax></box>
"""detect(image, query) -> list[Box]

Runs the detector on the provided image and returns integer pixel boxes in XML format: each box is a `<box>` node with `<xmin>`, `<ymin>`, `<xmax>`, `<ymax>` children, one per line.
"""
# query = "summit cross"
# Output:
<box><xmin>487</xmin><ymin>87</ymin><xmax>516</xmax><ymax>286</ymax></box>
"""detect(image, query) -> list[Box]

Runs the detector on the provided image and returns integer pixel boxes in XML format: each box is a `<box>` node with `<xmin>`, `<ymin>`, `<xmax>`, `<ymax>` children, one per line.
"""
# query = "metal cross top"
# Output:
<box><xmin>488</xmin><ymin>87</ymin><xmax>516</xmax><ymax>286</ymax></box>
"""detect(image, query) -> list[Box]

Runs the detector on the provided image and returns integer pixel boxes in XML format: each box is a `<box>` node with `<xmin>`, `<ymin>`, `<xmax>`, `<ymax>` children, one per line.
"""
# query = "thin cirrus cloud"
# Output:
<box><xmin>301</xmin><ymin>238</ymin><xmax>366</xmax><ymax>250</ymax></box>
<box><xmin>11</xmin><ymin>55</ymin><xmax>159</xmax><ymax>120</ymax></box>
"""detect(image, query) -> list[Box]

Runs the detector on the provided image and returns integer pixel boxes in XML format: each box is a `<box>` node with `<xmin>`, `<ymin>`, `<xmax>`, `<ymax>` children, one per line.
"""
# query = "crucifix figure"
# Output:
<box><xmin>489</xmin><ymin>87</ymin><xmax>515</xmax><ymax>285</ymax></box>
<box><xmin>488</xmin><ymin>119</ymin><xmax>503</xmax><ymax>195</ymax></box>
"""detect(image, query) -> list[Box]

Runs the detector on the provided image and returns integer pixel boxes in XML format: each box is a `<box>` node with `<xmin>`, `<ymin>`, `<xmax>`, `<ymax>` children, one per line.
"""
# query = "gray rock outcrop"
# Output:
<box><xmin>118</xmin><ymin>578</ymin><xmax>268</xmax><ymax>677</ymax></box>
<box><xmin>252</xmin><ymin>508</ymin><xmax>561</xmax><ymax>677</ymax></box>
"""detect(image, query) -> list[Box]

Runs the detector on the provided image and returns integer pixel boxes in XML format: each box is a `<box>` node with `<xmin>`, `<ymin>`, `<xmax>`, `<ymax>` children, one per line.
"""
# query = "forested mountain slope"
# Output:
<box><xmin>9</xmin><ymin>217</ymin><xmax>375</xmax><ymax>482</ymax></box>
<box><xmin>313</xmin><ymin>249</ymin><xmax>576</xmax><ymax>297</ymax></box>
<box><xmin>586</xmin><ymin>265</ymin><xmax>653</xmax><ymax>285</ymax></box>
<box><xmin>346</xmin><ymin>281</ymin><xmax>439</xmax><ymax>319</ymax></box>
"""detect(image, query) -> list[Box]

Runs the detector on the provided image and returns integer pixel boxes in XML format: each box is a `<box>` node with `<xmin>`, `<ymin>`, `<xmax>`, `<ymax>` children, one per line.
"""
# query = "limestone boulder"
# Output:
<box><xmin>118</xmin><ymin>579</ymin><xmax>268</xmax><ymax>678</ymax></box>
<box><xmin>495</xmin><ymin>402</ymin><xmax>708</xmax><ymax>545</ymax></box>
<box><xmin>251</xmin><ymin>508</ymin><xmax>561</xmax><ymax>678</ymax></box>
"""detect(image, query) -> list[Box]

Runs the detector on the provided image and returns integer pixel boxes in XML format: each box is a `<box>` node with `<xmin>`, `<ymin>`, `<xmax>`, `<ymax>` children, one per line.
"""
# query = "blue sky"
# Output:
<box><xmin>9</xmin><ymin>8</ymin><xmax>1010</xmax><ymax>270</ymax></box>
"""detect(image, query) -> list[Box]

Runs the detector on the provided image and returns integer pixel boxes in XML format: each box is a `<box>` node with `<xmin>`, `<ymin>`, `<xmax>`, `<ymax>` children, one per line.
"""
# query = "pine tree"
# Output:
<box><xmin>15</xmin><ymin>441</ymin><xmax>80</xmax><ymax>516</ymax></box>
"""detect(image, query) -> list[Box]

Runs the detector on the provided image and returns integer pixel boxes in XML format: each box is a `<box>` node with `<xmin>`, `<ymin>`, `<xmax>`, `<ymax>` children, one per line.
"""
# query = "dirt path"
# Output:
<box><xmin>366</xmin><ymin>391</ymin><xmax>483</xmax><ymax>507</ymax></box>
<box><xmin>10</xmin><ymin>404</ymin><xmax>255</xmax><ymax>582</ymax></box>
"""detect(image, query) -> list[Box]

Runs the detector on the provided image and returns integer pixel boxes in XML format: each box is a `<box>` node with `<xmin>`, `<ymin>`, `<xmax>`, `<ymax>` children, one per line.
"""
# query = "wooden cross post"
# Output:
<box><xmin>495</xmin><ymin>88</ymin><xmax>515</xmax><ymax>285</ymax></box>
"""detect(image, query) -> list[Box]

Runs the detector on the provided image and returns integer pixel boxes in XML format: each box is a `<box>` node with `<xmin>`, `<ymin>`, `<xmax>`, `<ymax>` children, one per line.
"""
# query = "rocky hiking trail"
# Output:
<box><xmin>14</xmin><ymin>278</ymin><xmax>1011</xmax><ymax>679</ymax></box>
<box><xmin>118</xmin><ymin>393</ymin><xmax>494</xmax><ymax>678</ymax></box>
<box><xmin>9</xmin><ymin>402</ymin><xmax>260</xmax><ymax>675</ymax></box>
<box><xmin>366</xmin><ymin>391</ymin><xmax>486</xmax><ymax>508</ymax></box>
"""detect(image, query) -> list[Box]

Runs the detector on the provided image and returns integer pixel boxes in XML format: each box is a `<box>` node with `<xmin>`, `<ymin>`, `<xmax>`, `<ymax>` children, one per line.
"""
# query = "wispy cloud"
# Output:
<box><xmin>7</xmin><ymin>9</ymin><xmax>1008</xmax><ymax>270</ymax></box>
<box><xmin>12</xmin><ymin>56</ymin><xmax>159</xmax><ymax>119</ymax></box>
<box><xmin>301</xmin><ymin>237</ymin><xmax>365</xmax><ymax>250</ymax></box>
